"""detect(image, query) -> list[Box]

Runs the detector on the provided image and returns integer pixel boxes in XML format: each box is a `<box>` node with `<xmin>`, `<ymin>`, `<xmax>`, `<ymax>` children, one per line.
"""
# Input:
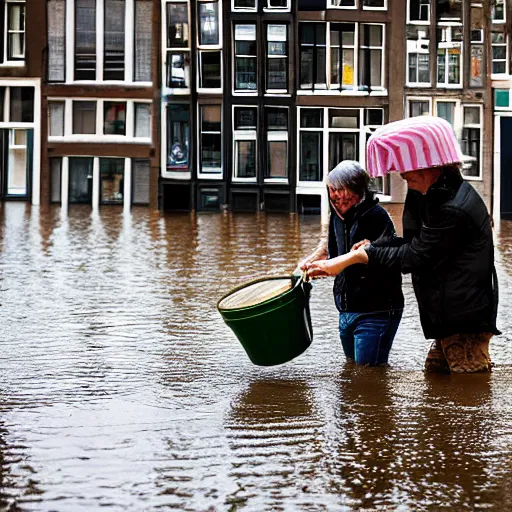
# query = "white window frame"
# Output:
<box><xmin>161</xmin><ymin>102</ymin><xmax>191</xmax><ymax>180</ymax></box>
<box><xmin>266</xmin><ymin>24</ymin><xmax>288</xmax><ymax>94</ymax></box>
<box><xmin>406</xmin><ymin>0</ymin><xmax>430</xmax><ymax>25</ymax></box>
<box><xmin>328</xmin><ymin>0</ymin><xmax>357</xmax><ymax>10</ymax></box>
<box><xmin>197</xmin><ymin>50</ymin><xmax>223</xmax><ymax>93</ymax></box>
<box><xmin>265</xmin><ymin>106</ymin><xmax>288</xmax><ymax>184</ymax></box>
<box><xmin>231</xmin><ymin>0</ymin><xmax>257</xmax><ymax>12</ymax></box>
<box><xmin>232</xmin><ymin>105</ymin><xmax>257</xmax><ymax>183</ymax></box>
<box><xmin>48</xmin><ymin>97</ymin><xmax>151</xmax><ymax>143</ymax></box>
<box><xmin>163</xmin><ymin>0</ymin><xmax>191</xmax><ymax>94</ymax></box>
<box><xmin>461</xmin><ymin>103</ymin><xmax>483</xmax><ymax>181</ymax></box>
<box><xmin>264</xmin><ymin>0</ymin><xmax>290</xmax><ymax>12</ymax></box>
<box><xmin>66</xmin><ymin>0</ymin><xmax>147</xmax><ymax>85</ymax></box>
<box><xmin>233</xmin><ymin>23</ymin><xmax>258</xmax><ymax>95</ymax></box>
<box><xmin>362</xmin><ymin>0</ymin><xmax>387</xmax><ymax>11</ymax></box>
<box><xmin>298</xmin><ymin>22</ymin><xmax>386</xmax><ymax>96</ymax></box>
<box><xmin>2</xmin><ymin>0</ymin><xmax>26</xmax><ymax>66</ymax></box>
<box><xmin>405</xmin><ymin>96</ymin><xmax>432</xmax><ymax>118</ymax></box>
<box><xmin>491</xmin><ymin>33</ymin><xmax>509</xmax><ymax>78</ymax></box>
<box><xmin>197</xmin><ymin>103</ymin><xmax>223</xmax><ymax>180</ymax></box>
<box><xmin>434</xmin><ymin>98</ymin><xmax>462</xmax><ymax>138</ymax></box>
<box><xmin>492</xmin><ymin>0</ymin><xmax>506</xmax><ymax>23</ymax></box>
<box><xmin>406</xmin><ymin>37</ymin><xmax>431</xmax><ymax>87</ymax></box>
<box><xmin>436</xmin><ymin>27</ymin><xmax>463</xmax><ymax>88</ymax></box>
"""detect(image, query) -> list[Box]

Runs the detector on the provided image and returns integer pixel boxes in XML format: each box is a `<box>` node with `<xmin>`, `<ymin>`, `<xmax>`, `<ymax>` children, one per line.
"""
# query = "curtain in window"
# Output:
<box><xmin>50</xmin><ymin>158</ymin><xmax>62</xmax><ymax>203</ymax></box>
<box><xmin>69</xmin><ymin>158</ymin><xmax>93</xmax><ymax>203</ymax></box>
<box><xmin>135</xmin><ymin>104</ymin><xmax>151</xmax><ymax>138</ymax></box>
<box><xmin>134</xmin><ymin>0</ymin><xmax>152</xmax><ymax>81</ymax></box>
<box><xmin>132</xmin><ymin>160</ymin><xmax>150</xmax><ymax>204</ymax></box>
<box><xmin>104</xmin><ymin>0</ymin><xmax>125</xmax><ymax>80</ymax></box>
<box><xmin>7</xmin><ymin>3</ymin><xmax>25</xmax><ymax>60</ymax></box>
<box><xmin>49</xmin><ymin>102</ymin><xmax>65</xmax><ymax>136</ymax></box>
<box><xmin>48</xmin><ymin>0</ymin><xmax>66</xmax><ymax>81</ymax></box>
<box><xmin>75</xmin><ymin>0</ymin><xmax>96</xmax><ymax>80</ymax></box>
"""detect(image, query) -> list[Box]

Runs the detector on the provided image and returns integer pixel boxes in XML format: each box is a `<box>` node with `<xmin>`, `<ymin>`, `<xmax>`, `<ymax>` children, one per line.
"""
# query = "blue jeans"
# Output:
<box><xmin>339</xmin><ymin>309</ymin><xmax>403</xmax><ymax>366</ymax></box>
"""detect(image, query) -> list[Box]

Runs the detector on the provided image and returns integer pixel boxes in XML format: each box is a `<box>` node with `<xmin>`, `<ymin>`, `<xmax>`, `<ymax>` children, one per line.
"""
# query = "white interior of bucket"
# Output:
<box><xmin>219</xmin><ymin>278</ymin><xmax>293</xmax><ymax>310</ymax></box>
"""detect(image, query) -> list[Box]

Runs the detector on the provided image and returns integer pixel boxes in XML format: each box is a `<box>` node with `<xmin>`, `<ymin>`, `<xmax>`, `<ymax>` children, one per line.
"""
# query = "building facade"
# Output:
<box><xmin>0</xmin><ymin>0</ymin><xmax>503</xmax><ymax>216</ymax></box>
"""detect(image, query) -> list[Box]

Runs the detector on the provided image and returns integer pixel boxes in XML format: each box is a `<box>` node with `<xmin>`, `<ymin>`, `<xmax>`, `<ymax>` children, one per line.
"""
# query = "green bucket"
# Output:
<box><xmin>217</xmin><ymin>275</ymin><xmax>313</xmax><ymax>366</ymax></box>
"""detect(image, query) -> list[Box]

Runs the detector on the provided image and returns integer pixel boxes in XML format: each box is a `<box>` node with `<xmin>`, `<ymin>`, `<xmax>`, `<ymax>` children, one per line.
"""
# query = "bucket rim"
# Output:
<box><xmin>217</xmin><ymin>274</ymin><xmax>303</xmax><ymax>313</ymax></box>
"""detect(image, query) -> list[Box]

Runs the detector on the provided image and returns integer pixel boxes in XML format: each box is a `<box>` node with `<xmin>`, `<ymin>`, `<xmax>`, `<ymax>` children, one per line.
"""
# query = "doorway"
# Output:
<box><xmin>500</xmin><ymin>117</ymin><xmax>512</xmax><ymax>219</ymax></box>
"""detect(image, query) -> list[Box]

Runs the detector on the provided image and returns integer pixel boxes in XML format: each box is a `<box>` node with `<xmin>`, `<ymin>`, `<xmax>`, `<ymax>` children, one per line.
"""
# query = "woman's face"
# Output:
<box><xmin>328</xmin><ymin>186</ymin><xmax>361</xmax><ymax>215</ymax></box>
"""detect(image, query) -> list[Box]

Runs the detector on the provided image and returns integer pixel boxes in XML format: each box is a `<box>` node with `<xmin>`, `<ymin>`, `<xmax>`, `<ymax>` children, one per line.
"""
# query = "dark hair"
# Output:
<box><xmin>326</xmin><ymin>160</ymin><xmax>371</xmax><ymax>198</ymax></box>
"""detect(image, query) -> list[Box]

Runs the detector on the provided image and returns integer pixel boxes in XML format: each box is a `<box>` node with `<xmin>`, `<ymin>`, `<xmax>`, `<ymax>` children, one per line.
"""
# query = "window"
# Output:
<box><xmin>436</xmin><ymin>101</ymin><xmax>456</xmax><ymax>125</ymax></box>
<box><xmin>233</xmin><ymin>0</ymin><xmax>256</xmax><ymax>10</ymax></box>
<box><xmin>199</xmin><ymin>51</ymin><xmax>221</xmax><ymax>89</ymax></box>
<box><xmin>491</xmin><ymin>32</ymin><xmax>507</xmax><ymax>75</ymax></box>
<box><xmin>436</xmin><ymin>0</ymin><xmax>462</xmax><ymax>23</ymax></box>
<box><xmin>233</xmin><ymin>107</ymin><xmax>257</xmax><ymax>180</ymax></box>
<box><xmin>267</xmin><ymin>25</ymin><xmax>288</xmax><ymax>92</ymax></box>
<box><xmin>104</xmin><ymin>0</ymin><xmax>125</xmax><ymax>80</ymax></box>
<box><xmin>132</xmin><ymin>159</ymin><xmax>150</xmax><ymax>205</ymax></box>
<box><xmin>134</xmin><ymin>0</ymin><xmax>152</xmax><ymax>82</ymax></box>
<box><xmin>363</xmin><ymin>0</ymin><xmax>386</xmax><ymax>8</ymax></box>
<box><xmin>299</xmin><ymin>109</ymin><xmax>323</xmax><ymax>182</ymax></box>
<box><xmin>330</xmin><ymin>23</ymin><xmax>355</xmax><ymax>90</ymax></box>
<box><xmin>48</xmin><ymin>101</ymin><xmax>65</xmax><ymax>136</ymax></box>
<box><xmin>167</xmin><ymin>105</ymin><xmax>190</xmax><ymax>171</ymax></box>
<box><xmin>265</xmin><ymin>0</ymin><xmax>290</xmax><ymax>9</ymax></box>
<box><xmin>407</xmin><ymin>36</ymin><xmax>430</xmax><ymax>85</ymax></box>
<box><xmin>73</xmin><ymin>101</ymin><xmax>96</xmax><ymax>134</ymax></box>
<box><xmin>50</xmin><ymin>158</ymin><xmax>62</xmax><ymax>203</ymax></box>
<box><xmin>299</xmin><ymin>23</ymin><xmax>327</xmax><ymax>90</ymax></box>
<box><xmin>199</xmin><ymin>105</ymin><xmax>222</xmax><ymax>174</ymax></box>
<box><xmin>100</xmin><ymin>158</ymin><xmax>124</xmax><ymax>204</ymax></box>
<box><xmin>134</xmin><ymin>103</ymin><xmax>151</xmax><ymax>138</ymax></box>
<box><xmin>300</xmin><ymin>22</ymin><xmax>385</xmax><ymax>92</ymax></box>
<box><xmin>7</xmin><ymin>129</ymin><xmax>29</xmax><ymax>196</ymax></box>
<box><xmin>103</xmin><ymin>102</ymin><xmax>126</xmax><ymax>135</ymax></box>
<box><xmin>166</xmin><ymin>2</ymin><xmax>190</xmax><ymax>90</ymax></box>
<box><xmin>47</xmin><ymin>0</ymin><xmax>66</xmax><ymax>81</ymax></box>
<box><xmin>9</xmin><ymin>87</ymin><xmax>34</xmax><ymax>122</ymax></box>
<box><xmin>265</xmin><ymin>108</ymin><xmax>288</xmax><ymax>179</ymax></box>
<box><xmin>407</xmin><ymin>98</ymin><xmax>430</xmax><ymax>117</ymax></box>
<box><xmin>408</xmin><ymin>0</ymin><xmax>430</xmax><ymax>23</ymax></box>
<box><xmin>75</xmin><ymin>0</ymin><xmax>96</xmax><ymax>80</ymax></box>
<box><xmin>198</xmin><ymin>1</ymin><xmax>219</xmax><ymax>45</ymax></box>
<box><xmin>328</xmin><ymin>0</ymin><xmax>356</xmax><ymax>7</ymax></box>
<box><xmin>69</xmin><ymin>157</ymin><xmax>93</xmax><ymax>204</ymax></box>
<box><xmin>461</xmin><ymin>106</ymin><xmax>481</xmax><ymax>179</ymax></box>
<box><xmin>358</xmin><ymin>24</ymin><xmax>384</xmax><ymax>90</ymax></box>
<box><xmin>328</xmin><ymin>109</ymin><xmax>360</xmax><ymax>171</ymax></box>
<box><xmin>492</xmin><ymin>0</ymin><xmax>505</xmax><ymax>22</ymax></box>
<box><xmin>470</xmin><ymin>3</ymin><xmax>484</xmax><ymax>87</ymax></box>
<box><xmin>5</xmin><ymin>0</ymin><xmax>26</xmax><ymax>62</ymax></box>
<box><xmin>437</xmin><ymin>28</ymin><xmax>462</xmax><ymax>87</ymax></box>
<box><xmin>234</xmin><ymin>24</ymin><xmax>257</xmax><ymax>91</ymax></box>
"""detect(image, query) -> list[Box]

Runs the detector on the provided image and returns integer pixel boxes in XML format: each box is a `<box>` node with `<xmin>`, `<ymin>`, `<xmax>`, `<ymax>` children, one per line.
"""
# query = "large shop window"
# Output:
<box><xmin>267</xmin><ymin>25</ymin><xmax>288</xmax><ymax>92</ymax></box>
<box><xmin>234</xmin><ymin>24</ymin><xmax>257</xmax><ymax>91</ymax></box>
<box><xmin>265</xmin><ymin>108</ymin><xmax>288</xmax><ymax>179</ymax></box>
<box><xmin>233</xmin><ymin>107</ymin><xmax>257</xmax><ymax>180</ymax></box>
<box><xmin>199</xmin><ymin>105</ymin><xmax>222</xmax><ymax>175</ymax></box>
<box><xmin>2</xmin><ymin>0</ymin><xmax>26</xmax><ymax>63</ymax></box>
<box><xmin>166</xmin><ymin>2</ymin><xmax>190</xmax><ymax>89</ymax></box>
<box><xmin>100</xmin><ymin>158</ymin><xmax>124</xmax><ymax>205</ymax></box>
<box><xmin>299</xmin><ymin>22</ymin><xmax>385</xmax><ymax>92</ymax></box>
<box><xmin>299</xmin><ymin>109</ymin><xmax>323</xmax><ymax>182</ymax></box>
<box><xmin>69</xmin><ymin>157</ymin><xmax>93</xmax><ymax>204</ymax></box>
<box><xmin>167</xmin><ymin>105</ymin><xmax>190</xmax><ymax>171</ymax></box>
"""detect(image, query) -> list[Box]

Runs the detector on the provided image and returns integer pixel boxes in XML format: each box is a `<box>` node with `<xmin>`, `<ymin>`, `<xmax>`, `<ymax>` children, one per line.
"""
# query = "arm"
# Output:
<box><xmin>295</xmin><ymin>212</ymin><xmax>330</xmax><ymax>272</ymax></box>
<box><xmin>306</xmin><ymin>245</ymin><xmax>369</xmax><ymax>278</ymax></box>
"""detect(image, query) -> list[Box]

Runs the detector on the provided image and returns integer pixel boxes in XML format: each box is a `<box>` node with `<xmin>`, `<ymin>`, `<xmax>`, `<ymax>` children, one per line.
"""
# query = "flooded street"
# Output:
<box><xmin>2</xmin><ymin>202</ymin><xmax>512</xmax><ymax>511</ymax></box>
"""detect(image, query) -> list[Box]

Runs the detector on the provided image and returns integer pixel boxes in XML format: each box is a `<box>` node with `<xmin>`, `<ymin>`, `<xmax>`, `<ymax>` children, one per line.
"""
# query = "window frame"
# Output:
<box><xmin>266</xmin><ymin>24</ymin><xmax>288</xmax><ymax>94</ymax></box>
<box><xmin>327</xmin><ymin>0</ymin><xmax>357</xmax><ymax>10</ymax></box>
<box><xmin>232</xmin><ymin>105</ymin><xmax>258</xmax><ymax>183</ymax></box>
<box><xmin>264</xmin><ymin>0</ymin><xmax>291</xmax><ymax>12</ymax></box>
<box><xmin>491</xmin><ymin>32</ymin><xmax>508</xmax><ymax>78</ymax></box>
<box><xmin>492</xmin><ymin>0</ymin><xmax>506</xmax><ymax>24</ymax></box>
<box><xmin>436</xmin><ymin>27</ymin><xmax>463</xmax><ymax>88</ymax></box>
<box><xmin>362</xmin><ymin>0</ymin><xmax>387</xmax><ymax>11</ymax></box>
<box><xmin>231</xmin><ymin>0</ymin><xmax>257</xmax><ymax>12</ymax></box>
<box><xmin>406</xmin><ymin>37</ymin><xmax>431</xmax><ymax>87</ymax></box>
<box><xmin>406</xmin><ymin>0</ymin><xmax>430</xmax><ymax>25</ymax></box>
<box><xmin>233</xmin><ymin>23</ymin><xmax>258</xmax><ymax>94</ymax></box>
<box><xmin>405</xmin><ymin>96</ymin><xmax>432</xmax><ymax>118</ymax></box>
<box><xmin>197</xmin><ymin>103</ymin><xmax>223</xmax><ymax>179</ymax></box>
<box><xmin>265</xmin><ymin>106</ymin><xmax>289</xmax><ymax>183</ymax></box>
<box><xmin>4</xmin><ymin>0</ymin><xmax>26</xmax><ymax>64</ymax></box>
<box><xmin>461</xmin><ymin>103</ymin><xmax>483</xmax><ymax>181</ymax></box>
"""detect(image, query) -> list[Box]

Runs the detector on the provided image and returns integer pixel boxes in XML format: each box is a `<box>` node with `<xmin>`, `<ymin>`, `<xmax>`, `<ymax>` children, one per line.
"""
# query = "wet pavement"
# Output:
<box><xmin>1</xmin><ymin>202</ymin><xmax>512</xmax><ymax>511</ymax></box>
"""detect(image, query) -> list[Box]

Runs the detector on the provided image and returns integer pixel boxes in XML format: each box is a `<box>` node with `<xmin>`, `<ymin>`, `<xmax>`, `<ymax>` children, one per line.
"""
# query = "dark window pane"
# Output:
<box><xmin>10</xmin><ymin>87</ymin><xmax>34</xmax><ymax>122</ymax></box>
<box><xmin>201</xmin><ymin>133</ymin><xmax>222</xmax><ymax>172</ymax></box>
<box><xmin>299</xmin><ymin>132</ymin><xmax>322</xmax><ymax>181</ymax></box>
<box><xmin>236</xmin><ymin>141</ymin><xmax>256</xmax><ymax>178</ymax></box>
<box><xmin>363</xmin><ymin>0</ymin><xmax>385</xmax><ymax>6</ymax></box>
<box><xmin>300</xmin><ymin>109</ymin><xmax>323</xmax><ymax>128</ymax></box>
<box><xmin>329</xmin><ymin>133</ymin><xmax>359</xmax><ymax>171</ymax></box>
<box><xmin>267</xmin><ymin>59</ymin><xmax>287</xmax><ymax>89</ymax></box>
<box><xmin>409</xmin><ymin>0</ymin><xmax>430</xmax><ymax>21</ymax></box>
<box><xmin>234</xmin><ymin>0</ymin><xmax>256</xmax><ymax>7</ymax></box>
<box><xmin>167</xmin><ymin>52</ymin><xmax>188</xmax><ymax>88</ymax></box>
<box><xmin>235</xmin><ymin>108</ymin><xmax>257</xmax><ymax>129</ymax></box>
<box><xmin>199</xmin><ymin>2</ymin><xmax>219</xmax><ymax>45</ymax></box>
<box><xmin>104</xmin><ymin>0</ymin><xmax>125</xmax><ymax>80</ymax></box>
<box><xmin>75</xmin><ymin>0</ymin><xmax>96</xmax><ymax>80</ymax></box>
<box><xmin>167</xmin><ymin>3</ymin><xmax>189</xmax><ymax>47</ymax></box>
<box><xmin>104</xmin><ymin>102</ymin><xmax>126</xmax><ymax>135</ymax></box>
<box><xmin>235</xmin><ymin>58</ymin><xmax>257</xmax><ymax>89</ymax></box>
<box><xmin>0</xmin><ymin>88</ymin><xmax>5</xmax><ymax>121</ymax></box>
<box><xmin>100</xmin><ymin>158</ymin><xmax>124</xmax><ymax>204</ymax></box>
<box><xmin>200</xmin><ymin>51</ymin><xmax>221</xmax><ymax>88</ymax></box>
<box><xmin>266</xmin><ymin>108</ymin><xmax>288</xmax><ymax>130</ymax></box>
<box><xmin>69</xmin><ymin>157</ymin><xmax>93</xmax><ymax>203</ymax></box>
<box><xmin>168</xmin><ymin>105</ymin><xmax>190</xmax><ymax>170</ymax></box>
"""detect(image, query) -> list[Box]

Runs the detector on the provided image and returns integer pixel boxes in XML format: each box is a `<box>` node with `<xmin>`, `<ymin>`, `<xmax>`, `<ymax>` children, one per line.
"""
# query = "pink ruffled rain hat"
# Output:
<box><xmin>366</xmin><ymin>116</ymin><xmax>464</xmax><ymax>178</ymax></box>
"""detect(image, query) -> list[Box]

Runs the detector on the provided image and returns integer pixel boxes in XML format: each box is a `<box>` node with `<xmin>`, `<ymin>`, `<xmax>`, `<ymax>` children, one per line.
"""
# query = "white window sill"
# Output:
<box><xmin>436</xmin><ymin>84</ymin><xmax>463</xmax><ymax>89</ymax></box>
<box><xmin>327</xmin><ymin>6</ymin><xmax>357</xmax><ymax>9</ymax></box>
<box><xmin>376</xmin><ymin>194</ymin><xmax>392</xmax><ymax>202</ymax></box>
<box><xmin>406</xmin><ymin>83</ymin><xmax>432</xmax><ymax>88</ymax></box>
<box><xmin>232</xmin><ymin>178</ymin><xmax>257</xmax><ymax>183</ymax></box>
<box><xmin>297</xmin><ymin>90</ymin><xmax>387</xmax><ymax>97</ymax></box>
<box><xmin>406</xmin><ymin>20</ymin><xmax>430</xmax><ymax>25</ymax></box>
<box><xmin>163</xmin><ymin>88</ymin><xmax>191</xmax><ymax>95</ymax></box>
<box><xmin>49</xmin><ymin>136</ymin><xmax>151</xmax><ymax>144</ymax></box>
<box><xmin>0</xmin><ymin>61</ymin><xmax>25</xmax><ymax>68</ymax></box>
<box><xmin>265</xmin><ymin>93</ymin><xmax>292</xmax><ymax>98</ymax></box>
<box><xmin>463</xmin><ymin>175</ymin><xmax>483</xmax><ymax>182</ymax></box>
<box><xmin>161</xmin><ymin>170</ymin><xmax>191</xmax><ymax>180</ymax></box>
<box><xmin>197</xmin><ymin>88</ymin><xmax>223</xmax><ymax>94</ymax></box>
<box><xmin>232</xmin><ymin>90</ymin><xmax>258</xmax><ymax>96</ymax></box>
<box><xmin>198</xmin><ymin>173</ymin><xmax>223</xmax><ymax>180</ymax></box>
<box><xmin>264</xmin><ymin>178</ymin><xmax>288</xmax><ymax>184</ymax></box>
<box><xmin>263</xmin><ymin>8</ymin><xmax>291</xmax><ymax>12</ymax></box>
<box><xmin>491</xmin><ymin>74</ymin><xmax>510</xmax><ymax>81</ymax></box>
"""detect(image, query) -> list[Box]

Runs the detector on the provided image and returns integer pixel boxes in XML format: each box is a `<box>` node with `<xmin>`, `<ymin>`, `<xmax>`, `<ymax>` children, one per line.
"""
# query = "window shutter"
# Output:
<box><xmin>134</xmin><ymin>1</ymin><xmax>152</xmax><ymax>82</ymax></box>
<box><xmin>48</xmin><ymin>0</ymin><xmax>66</xmax><ymax>81</ymax></box>
<box><xmin>104</xmin><ymin>0</ymin><xmax>125</xmax><ymax>80</ymax></box>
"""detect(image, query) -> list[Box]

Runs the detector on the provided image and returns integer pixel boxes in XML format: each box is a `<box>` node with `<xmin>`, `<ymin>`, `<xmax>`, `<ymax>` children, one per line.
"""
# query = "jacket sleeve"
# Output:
<box><xmin>366</xmin><ymin>206</ymin><xmax>468</xmax><ymax>275</ymax></box>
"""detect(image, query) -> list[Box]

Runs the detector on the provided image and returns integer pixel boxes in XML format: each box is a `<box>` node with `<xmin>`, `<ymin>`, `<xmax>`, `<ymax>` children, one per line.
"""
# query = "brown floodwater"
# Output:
<box><xmin>1</xmin><ymin>202</ymin><xmax>512</xmax><ymax>511</ymax></box>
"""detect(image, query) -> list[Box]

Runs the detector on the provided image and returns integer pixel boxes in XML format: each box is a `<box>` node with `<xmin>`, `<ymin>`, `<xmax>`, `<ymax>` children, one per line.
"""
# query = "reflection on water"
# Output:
<box><xmin>0</xmin><ymin>202</ymin><xmax>512</xmax><ymax>510</ymax></box>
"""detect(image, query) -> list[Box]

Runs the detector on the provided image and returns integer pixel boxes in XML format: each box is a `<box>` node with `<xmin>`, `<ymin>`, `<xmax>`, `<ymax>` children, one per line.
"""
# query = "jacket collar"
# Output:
<box><xmin>426</xmin><ymin>169</ymin><xmax>463</xmax><ymax>205</ymax></box>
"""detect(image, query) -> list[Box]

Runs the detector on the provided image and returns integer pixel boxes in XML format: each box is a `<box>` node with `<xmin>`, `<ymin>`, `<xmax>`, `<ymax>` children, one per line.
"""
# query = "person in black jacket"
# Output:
<box><xmin>298</xmin><ymin>161</ymin><xmax>404</xmax><ymax>366</ymax></box>
<box><xmin>306</xmin><ymin>117</ymin><xmax>500</xmax><ymax>373</ymax></box>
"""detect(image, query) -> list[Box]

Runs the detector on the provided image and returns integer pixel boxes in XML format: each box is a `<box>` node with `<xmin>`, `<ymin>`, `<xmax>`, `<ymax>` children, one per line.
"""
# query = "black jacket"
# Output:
<box><xmin>328</xmin><ymin>194</ymin><xmax>404</xmax><ymax>313</ymax></box>
<box><xmin>366</xmin><ymin>170</ymin><xmax>500</xmax><ymax>339</ymax></box>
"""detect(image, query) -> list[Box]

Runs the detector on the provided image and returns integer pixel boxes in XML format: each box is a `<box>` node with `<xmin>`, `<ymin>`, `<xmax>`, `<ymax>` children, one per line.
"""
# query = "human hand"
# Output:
<box><xmin>305</xmin><ymin>259</ymin><xmax>337</xmax><ymax>278</ymax></box>
<box><xmin>351</xmin><ymin>239</ymin><xmax>370</xmax><ymax>251</ymax></box>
